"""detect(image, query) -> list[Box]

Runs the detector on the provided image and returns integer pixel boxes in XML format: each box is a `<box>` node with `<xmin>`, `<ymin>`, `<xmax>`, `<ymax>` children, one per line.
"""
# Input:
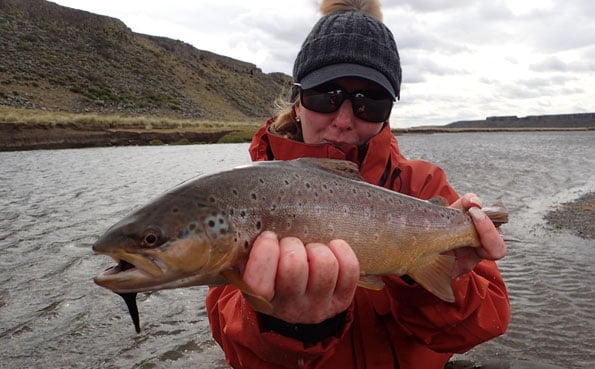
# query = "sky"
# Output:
<box><xmin>51</xmin><ymin>0</ymin><xmax>595</xmax><ymax>128</ymax></box>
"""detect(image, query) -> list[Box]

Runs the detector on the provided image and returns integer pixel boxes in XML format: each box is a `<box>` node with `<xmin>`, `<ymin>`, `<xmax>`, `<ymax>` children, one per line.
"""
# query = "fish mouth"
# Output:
<box><xmin>93</xmin><ymin>252</ymin><xmax>165</xmax><ymax>293</ymax></box>
<box><xmin>102</xmin><ymin>258</ymin><xmax>137</xmax><ymax>275</ymax></box>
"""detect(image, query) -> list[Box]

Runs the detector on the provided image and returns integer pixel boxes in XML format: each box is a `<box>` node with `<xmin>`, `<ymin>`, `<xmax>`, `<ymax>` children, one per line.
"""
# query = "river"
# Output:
<box><xmin>1</xmin><ymin>131</ymin><xmax>593</xmax><ymax>369</ymax></box>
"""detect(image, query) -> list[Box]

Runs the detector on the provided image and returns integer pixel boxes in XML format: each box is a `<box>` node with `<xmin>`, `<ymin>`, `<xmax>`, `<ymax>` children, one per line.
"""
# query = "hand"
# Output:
<box><xmin>242</xmin><ymin>231</ymin><xmax>360</xmax><ymax>324</ymax></box>
<box><xmin>447</xmin><ymin>193</ymin><xmax>507</xmax><ymax>278</ymax></box>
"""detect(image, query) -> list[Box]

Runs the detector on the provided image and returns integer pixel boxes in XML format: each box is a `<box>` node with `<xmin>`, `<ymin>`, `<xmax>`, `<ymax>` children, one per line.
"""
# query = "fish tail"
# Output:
<box><xmin>482</xmin><ymin>202</ymin><xmax>508</xmax><ymax>228</ymax></box>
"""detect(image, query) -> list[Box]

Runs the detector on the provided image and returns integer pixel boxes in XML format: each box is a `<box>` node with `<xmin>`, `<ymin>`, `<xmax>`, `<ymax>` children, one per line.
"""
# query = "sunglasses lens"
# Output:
<box><xmin>352</xmin><ymin>94</ymin><xmax>393</xmax><ymax>123</ymax></box>
<box><xmin>300</xmin><ymin>89</ymin><xmax>344</xmax><ymax>114</ymax></box>
<box><xmin>300</xmin><ymin>88</ymin><xmax>393</xmax><ymax>123</ymax></box>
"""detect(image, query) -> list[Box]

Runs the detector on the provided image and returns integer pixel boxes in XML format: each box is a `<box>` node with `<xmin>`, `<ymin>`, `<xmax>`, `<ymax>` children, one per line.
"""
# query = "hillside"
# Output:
<box><xmin>445</xmin><ymin>113</ymin><xmax>595</xmax><ymax>129</ymax></box>
<box><xmin>0</xmin><ymin>0</ymin><xmax>292</xmax><ymax>120</ymax></box>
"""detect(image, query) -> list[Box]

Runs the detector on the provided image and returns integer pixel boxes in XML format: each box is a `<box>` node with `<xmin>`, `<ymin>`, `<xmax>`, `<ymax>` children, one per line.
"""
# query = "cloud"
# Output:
<box><xmin>48</xmin><ymin>0</ymin><xmax>594</xmax><ymax>127</ymax></box>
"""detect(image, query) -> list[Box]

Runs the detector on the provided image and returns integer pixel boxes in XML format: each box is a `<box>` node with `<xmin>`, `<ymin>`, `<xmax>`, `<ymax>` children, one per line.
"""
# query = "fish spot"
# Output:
<box><xmin>284</xmin><ymin>179</ymin><xmax>290</xmax><ymax>185</ymax></box>
<box><xmin>259</xmin><ymin>178</ymin><xmax>265</xmax><ymax>184</ymax></box>
<box><xmin>244</xmin><ymin>241</ymin><xmax>250</xmax><ymax>250</ymax></box>
<box><xmin>172</xmin><ymin>207</ymin><xmax>179</xmax><ymax>213</ymax></box>
<box><xmin>270</xmin><ymin>204</ymin><xmax>277</xmax><ymax>212</ymax></box>
<box><xmin>232</xmin><ymin>189</ymin><xmax>239</xmax><ymax>196</ymax></box>
<box><xmin>305</xmin><ymin>182</ymin><xmax>312</xmax><ymax>190</ymax></box>
<box><xmin>240</xmin><ymin>210</ymin><xmax>246</xmax><ymax>218</ymax></box>
<box><xmin>208</xmin><ymin>196</ymin><xmax>217</xmax><ymax>203</ymax></box>
<box><xmin>255</xmin><ymin>221</ymin><xmax>262</xmax><ymax>230</ymax></box>
<box><xmin>250</xmin><ymin>193</ymin><xmax>257</xmax><ymax>200</ymax></box>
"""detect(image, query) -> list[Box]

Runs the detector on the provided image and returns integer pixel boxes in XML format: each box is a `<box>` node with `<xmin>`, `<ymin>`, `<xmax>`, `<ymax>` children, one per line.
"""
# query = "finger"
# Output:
<box><xmin>275</xmin><ymin>237</ymin><xmax>308</xmax><ymax>299</ymax></box>
<box><xmin>469</xmin><ymin>207</ymin><xmax>507</xmax><ymax>260</ymax></box>
<box><xmin>328</xmin><ymin>239</ymin><xmax>359</xmax><ymax>304</ymax></box>
<box><xmin>244</xmin><ymin>231</ymin><xmax>280</xmax><ymax>301</ymax></box>
<box><xmin>455</xmin><ymin>193</ymin><xmax>482</xmax><ymax>210</ymax></box>
<box><xmin>304</xmin><ymin>242</ymin><xmax>339</xmax><ymax>299</ymax></box>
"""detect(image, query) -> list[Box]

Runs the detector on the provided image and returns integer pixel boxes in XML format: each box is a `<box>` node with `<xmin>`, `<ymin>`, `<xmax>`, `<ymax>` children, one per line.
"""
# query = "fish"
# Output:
<box><xmin>93</xmin><ymin>158</ymin><xmax>507</xmax><ymax>332</ymax></box>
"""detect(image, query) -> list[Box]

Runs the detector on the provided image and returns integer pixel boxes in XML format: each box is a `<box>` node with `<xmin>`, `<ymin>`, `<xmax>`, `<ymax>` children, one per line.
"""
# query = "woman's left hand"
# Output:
<box><xmin>447</xmin><ymin>193</ymin><xmax>507</xmax><ymax>278</ymax></box>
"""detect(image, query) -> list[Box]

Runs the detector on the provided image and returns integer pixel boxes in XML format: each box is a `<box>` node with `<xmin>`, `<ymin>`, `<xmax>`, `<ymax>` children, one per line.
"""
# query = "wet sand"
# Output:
<box><xmin>545</xmin><ymin>192</ymin><xmax>595</xmax><ymax>239</ymax></box>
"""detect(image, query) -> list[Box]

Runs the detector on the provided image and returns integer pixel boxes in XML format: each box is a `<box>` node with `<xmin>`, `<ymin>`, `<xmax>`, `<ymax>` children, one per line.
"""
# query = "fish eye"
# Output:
<box><xmin>141</xmin><ymin>229</ymin><xmax>161</xmax><ymax>248</ymax></box>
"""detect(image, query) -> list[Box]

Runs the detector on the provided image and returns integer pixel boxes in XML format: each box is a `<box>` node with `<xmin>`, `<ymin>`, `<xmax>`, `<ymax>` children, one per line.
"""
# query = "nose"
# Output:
<box><xmin>330</xmin><ymin>99</ymin><xmax>355</xmax><ymax>130</ymax></box>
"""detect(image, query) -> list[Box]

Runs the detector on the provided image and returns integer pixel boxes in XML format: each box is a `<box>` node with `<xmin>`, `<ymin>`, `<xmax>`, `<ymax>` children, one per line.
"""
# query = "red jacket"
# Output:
<box><xmin>207</xmin><ymin>120</ymin><xmax>510</xmax><ymax>369</ymax></box>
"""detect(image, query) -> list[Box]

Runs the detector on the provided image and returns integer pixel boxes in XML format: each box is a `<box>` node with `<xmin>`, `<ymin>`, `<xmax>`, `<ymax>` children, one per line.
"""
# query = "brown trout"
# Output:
<box><xmin>93</xmin><ymin>158</ymin><xmax>507</xmax><ymax>331</ymax></box>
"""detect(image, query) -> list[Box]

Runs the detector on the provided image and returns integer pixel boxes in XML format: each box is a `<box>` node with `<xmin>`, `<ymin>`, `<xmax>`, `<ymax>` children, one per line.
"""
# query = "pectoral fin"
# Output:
<box><xmin>221</xmin><ymin>269</ymin><xmax>274</xmax><ymax>314</ymax></box>
<box><xmin>409</xmin><ymin>254</ymin><xmax>456</xmax><ymax>303</ymax></box>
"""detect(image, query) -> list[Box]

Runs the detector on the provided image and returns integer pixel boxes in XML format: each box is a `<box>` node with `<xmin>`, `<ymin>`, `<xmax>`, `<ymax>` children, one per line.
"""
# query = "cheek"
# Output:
<box><xmin>300</xmin><ymin>110</ymin><xmax>331</xmax><ymax>144</ymax></box>
<box><xmin>356</xmin><ymin>123</ymin><xmax>384</xmax><ymax>142</ymax></box>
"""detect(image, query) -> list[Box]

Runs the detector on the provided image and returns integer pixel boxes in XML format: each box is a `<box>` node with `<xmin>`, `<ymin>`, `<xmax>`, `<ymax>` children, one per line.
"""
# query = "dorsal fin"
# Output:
<box><xmin>295</xmin><ymin>158</ymin><xmax>364</xmax><ymax>181</ymax></box>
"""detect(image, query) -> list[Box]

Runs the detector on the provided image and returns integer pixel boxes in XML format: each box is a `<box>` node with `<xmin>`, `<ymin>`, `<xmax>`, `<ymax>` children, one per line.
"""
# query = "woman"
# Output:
<box><xmin>207</xmin><ymin>1</ymin><xmax>510</xmax><ymax>368</ymax></box>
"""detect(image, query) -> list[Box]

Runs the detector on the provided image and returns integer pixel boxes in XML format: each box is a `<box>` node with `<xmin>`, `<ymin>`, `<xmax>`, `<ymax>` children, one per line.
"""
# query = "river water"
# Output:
<box><xmin>1</xmin><ymin>131</ymin><xmax>593</xmax><ymax>369</ymax></box>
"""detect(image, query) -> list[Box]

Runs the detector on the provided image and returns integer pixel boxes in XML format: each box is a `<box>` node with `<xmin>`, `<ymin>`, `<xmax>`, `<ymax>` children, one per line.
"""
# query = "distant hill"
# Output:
<box><xmin>0</xmin><ymin>0</ymin><xmax>292</xmax><ymax>120</ymax></box>
<box><xmin>446</xmin><ymin>113</ymin><xmax>595</xmax><ymax>129</ymax></box>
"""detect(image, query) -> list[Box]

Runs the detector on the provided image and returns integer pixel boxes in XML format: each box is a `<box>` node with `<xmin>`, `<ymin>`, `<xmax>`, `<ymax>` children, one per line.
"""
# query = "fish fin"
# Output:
<box><xmin>357</xmin><ymin>275</ymin><xmax>385</xmax><ymax>290</ymax></box>
<box><xmin>298</xmin><ymin>158</ymin><xmax>365</xmax><ymax>181</ymax></box>
<box><xmin>427</xmin><ymin>196</ymin><xmax>449</xmax><ymax>207</ymax></box>
<box><xmin>409</xmin><ymin>254</ymin><xmax>456</xmax><ymax>303</ymax></box>
<box><xmin>116</xmin><ymin>292</ymin><xmax>141</xmax><ymax>333</ymax></box>
<box><xmin>221</xmin><ymin>269</ymin><xmax>274</xmax><ymax>314</ymax></box>
<box><xmin>482</xmin><ymin>202</ymin><xmax>509</xmax><ymax>228</ymax></box>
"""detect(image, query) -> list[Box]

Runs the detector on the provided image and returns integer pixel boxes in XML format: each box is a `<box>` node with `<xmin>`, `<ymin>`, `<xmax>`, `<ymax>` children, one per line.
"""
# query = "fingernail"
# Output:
<box><xmin>470</xmin><ymin>196</ymin><xmax>482</xmax><ymax>208</ymax></box>
<box><xmin>259</xmin><ymin>231</ymin><xmax>278</xmax><ymax>239</ymax></box>
<box><xmin>469</xmin><ymin>207</ymin><xmax>486</xmax><ymax>223</ymax></box>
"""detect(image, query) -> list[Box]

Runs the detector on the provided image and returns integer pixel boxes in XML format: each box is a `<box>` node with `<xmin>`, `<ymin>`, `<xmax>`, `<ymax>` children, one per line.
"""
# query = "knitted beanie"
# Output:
<box><xmin>292</xmin><ymin>7</ymin><xmax>401</xmax><ymax>100</ymax></box>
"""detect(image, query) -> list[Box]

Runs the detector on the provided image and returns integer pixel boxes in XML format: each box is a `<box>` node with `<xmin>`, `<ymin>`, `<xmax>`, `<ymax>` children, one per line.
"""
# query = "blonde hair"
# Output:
<box><xmin>270</xmin><ymin>96</ymin><xmax>302</xmax><ymax>140</ymax></box>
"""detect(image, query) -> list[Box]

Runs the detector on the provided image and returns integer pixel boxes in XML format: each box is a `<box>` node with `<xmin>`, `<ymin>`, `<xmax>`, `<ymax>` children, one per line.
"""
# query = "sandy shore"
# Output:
<box><xmin>544</xmin><ymin>192</ymin><xmax>595</xmax><ymax>239</ymax></box>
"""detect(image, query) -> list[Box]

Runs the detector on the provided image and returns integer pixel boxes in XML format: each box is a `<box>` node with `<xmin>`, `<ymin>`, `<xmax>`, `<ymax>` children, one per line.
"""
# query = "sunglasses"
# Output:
<box><xmin>297</xmin><ymin>84</ymin><xmax>394</xmax><ymax>123</ymax></box>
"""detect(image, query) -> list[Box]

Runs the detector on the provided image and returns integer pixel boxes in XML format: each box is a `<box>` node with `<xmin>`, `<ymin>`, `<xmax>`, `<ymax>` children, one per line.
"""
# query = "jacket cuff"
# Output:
<box><xmin>258</xmin><ymin>311</ymin><xmax>348</xmax><ymax>346</ymax></box>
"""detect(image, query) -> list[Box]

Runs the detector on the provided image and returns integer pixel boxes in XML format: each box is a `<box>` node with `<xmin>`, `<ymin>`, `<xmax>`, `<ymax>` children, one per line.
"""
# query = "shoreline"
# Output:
<box><xmin>544</xmin><ymin>192</ymin><xmax>595</xmax><ymax>239</ymax></box>
<box><xmin>1</xmin><ymin>120</ymin><xmax>593</xmax><ymax>152</ymax></box>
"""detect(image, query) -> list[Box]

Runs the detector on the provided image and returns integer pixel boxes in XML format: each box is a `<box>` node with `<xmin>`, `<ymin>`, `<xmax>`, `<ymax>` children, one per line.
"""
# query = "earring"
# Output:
<box><xmin>295</xmin><ymin>116</ymin><xmax>301</xmax><ymax>123</ymax></box>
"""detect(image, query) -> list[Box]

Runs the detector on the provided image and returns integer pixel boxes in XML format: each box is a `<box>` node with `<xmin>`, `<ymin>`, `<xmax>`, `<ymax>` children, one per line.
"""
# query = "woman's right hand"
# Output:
<box><xmin>242</xmin><ymin>231</ymin><xmax>360</xmax><ymax>324</ymax></box>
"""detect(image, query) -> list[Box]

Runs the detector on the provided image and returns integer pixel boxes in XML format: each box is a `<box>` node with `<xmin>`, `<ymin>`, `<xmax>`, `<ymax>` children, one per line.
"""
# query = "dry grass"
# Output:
<box><xmin>0</xmin><ymin>105</ymin><xmax>262</xmax><ymax>133</ymax></box>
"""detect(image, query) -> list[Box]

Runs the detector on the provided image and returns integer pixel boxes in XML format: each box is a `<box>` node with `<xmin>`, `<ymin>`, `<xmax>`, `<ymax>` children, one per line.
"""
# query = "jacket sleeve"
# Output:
<box><xmin>206</xmin><ymin>286</ymin><xmax>354</xmax><ymax>369</ymax></box>
<box><xmin>384</xmin><ymin>260</ymin><xmax>510</xmax><ymax>353</ymax></box>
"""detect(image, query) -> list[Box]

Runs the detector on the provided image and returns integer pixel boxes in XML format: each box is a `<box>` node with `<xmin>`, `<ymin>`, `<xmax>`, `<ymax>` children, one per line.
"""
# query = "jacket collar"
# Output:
<box><xmin>249</xmin><ymin>119</ymin><xmax>401</xmax><ymax>185</ymax></box>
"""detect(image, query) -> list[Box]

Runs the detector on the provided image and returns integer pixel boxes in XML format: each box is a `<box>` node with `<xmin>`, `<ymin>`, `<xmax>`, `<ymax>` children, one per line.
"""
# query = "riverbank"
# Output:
<box><xmin>2</xmin><ymin>120</ymin><xmax>594</xmax><ymax>152</ymax></box>
<box><xmin>0</xmin><ymin>106</ymin><xmax>263</xmax><ymax>151</ymax></box>
<box><xmin>2</xmin><ymin>106</ymin><xmax>594</xmax><ymax>151</ymax></box>
<box><xmin>545</xmin><ymin>192</ymin><xmax>595</xmax><ymax>239</ymax></box>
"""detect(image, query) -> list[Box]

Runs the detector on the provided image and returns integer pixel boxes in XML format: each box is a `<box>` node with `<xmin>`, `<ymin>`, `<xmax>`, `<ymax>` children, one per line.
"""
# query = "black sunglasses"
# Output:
<box><xmin>297</xmin><ymin>84</ymin><xmax>394</xmax><ymax>123</ymax></box>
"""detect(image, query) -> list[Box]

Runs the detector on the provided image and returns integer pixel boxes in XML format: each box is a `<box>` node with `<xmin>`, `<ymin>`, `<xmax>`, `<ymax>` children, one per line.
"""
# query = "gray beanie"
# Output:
<box><xmin>292</xmin><ymin>10</ymin><xmax>401</xmax><ymax>100</ymax></box>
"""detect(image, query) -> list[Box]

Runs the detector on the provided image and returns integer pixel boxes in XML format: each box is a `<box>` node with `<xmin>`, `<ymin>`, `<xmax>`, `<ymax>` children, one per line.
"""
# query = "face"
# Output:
<box><xmin>296</xmin><ymin>77</ymin><xmax>392</xmax><ymax>146</ymax></box>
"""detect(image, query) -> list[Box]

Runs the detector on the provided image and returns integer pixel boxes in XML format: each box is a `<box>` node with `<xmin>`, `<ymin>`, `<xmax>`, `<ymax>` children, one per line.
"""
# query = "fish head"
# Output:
<box><xmin>93</xmin><ymin>192</ymin><xmax>241</xmax><ymax>293</ymax></box>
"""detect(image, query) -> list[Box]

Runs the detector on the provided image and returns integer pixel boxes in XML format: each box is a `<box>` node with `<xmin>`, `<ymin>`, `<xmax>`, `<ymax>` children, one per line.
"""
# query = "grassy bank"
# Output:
<box><xmin>0</xmin><ymin>106</ymin><xmax>262</xmax><ymax>150</ymax></box>
<box><xmin>2</xmin><ymin>106</ymin><xmax>594</xmax><ymax>151</ymax></box>
<box><xmin>0</xmin><ymin>106</ymin><xmax>261</xmax><ymax>134</ymax></box>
